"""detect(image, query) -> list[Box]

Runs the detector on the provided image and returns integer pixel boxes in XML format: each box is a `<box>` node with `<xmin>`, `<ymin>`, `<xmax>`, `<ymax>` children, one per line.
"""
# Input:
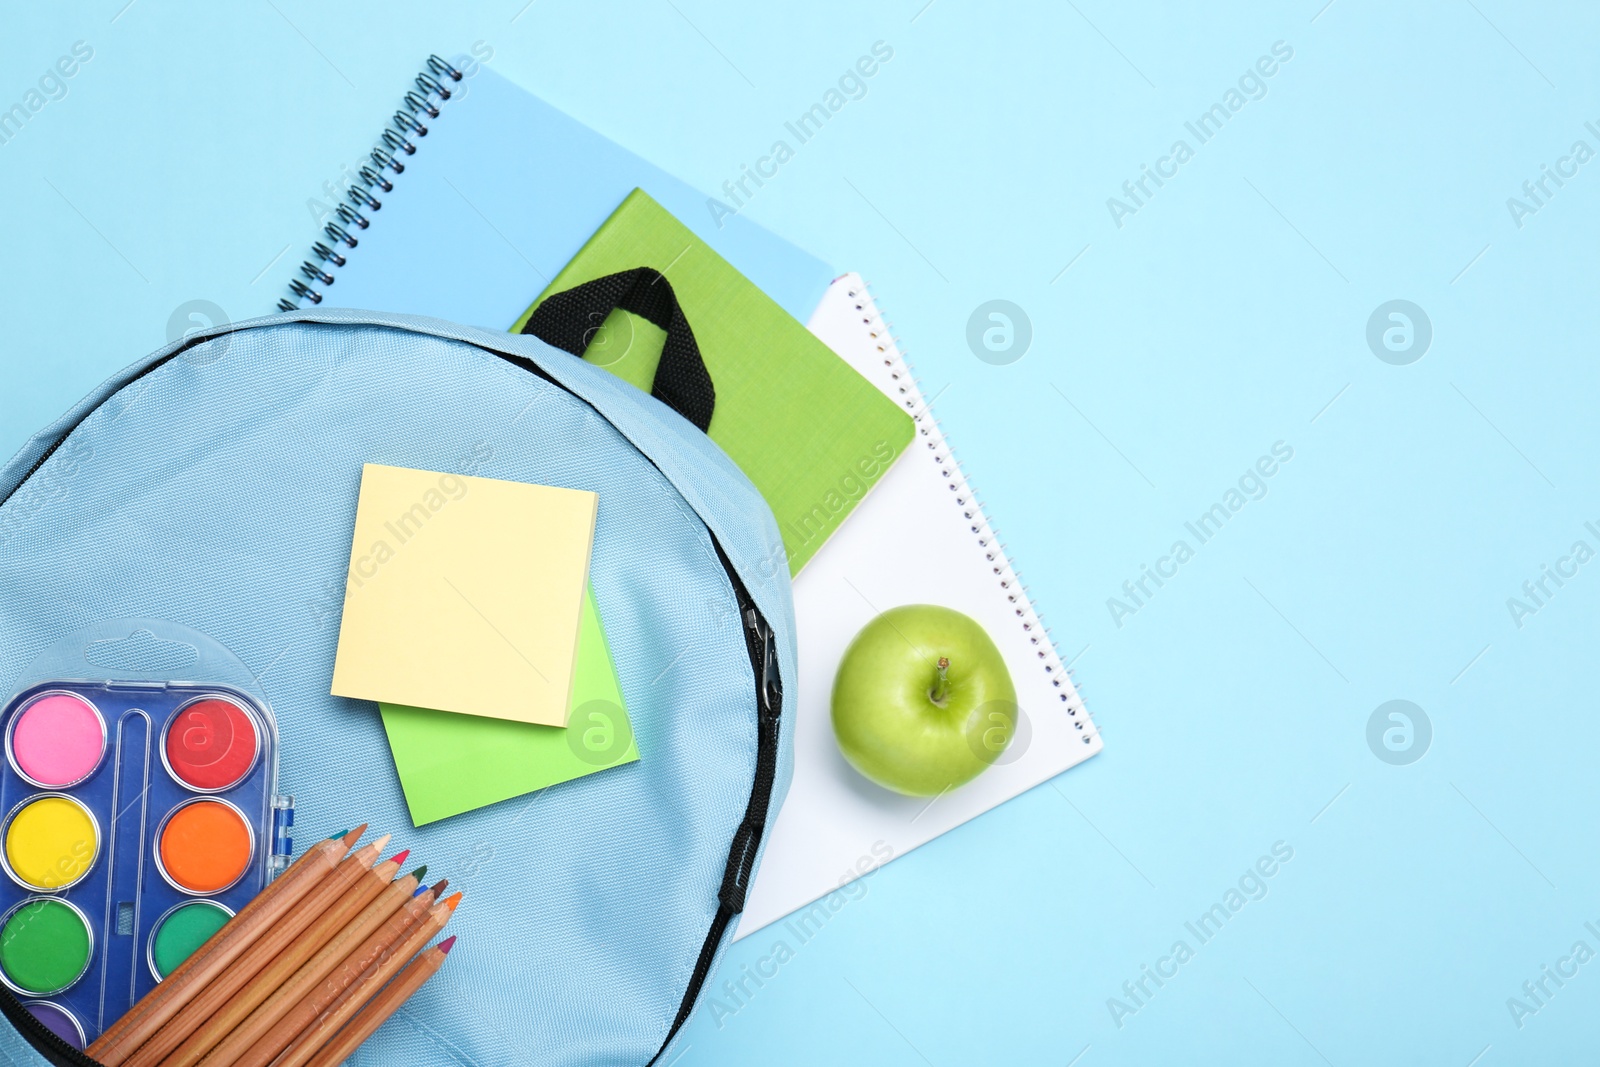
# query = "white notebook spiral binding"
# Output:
<box><xmin>847</xmin><ymin>278</ymin><xmax>1094</xmax><ymax>737</ymax></box>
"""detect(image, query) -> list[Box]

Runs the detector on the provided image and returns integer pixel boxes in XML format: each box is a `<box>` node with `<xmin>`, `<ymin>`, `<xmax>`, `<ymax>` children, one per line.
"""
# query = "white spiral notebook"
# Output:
<box><xmin>737</xmin><ymin>275</ymin><xmax>1103</xmax><ymax>938</ymax></box>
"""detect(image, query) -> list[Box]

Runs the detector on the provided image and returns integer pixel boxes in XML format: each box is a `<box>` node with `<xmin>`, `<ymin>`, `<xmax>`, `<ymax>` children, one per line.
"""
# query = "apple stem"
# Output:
<box><xmin>930</xmin><ymin>656</ymin><xmax>950</xmax><ymax>705</ymax></box>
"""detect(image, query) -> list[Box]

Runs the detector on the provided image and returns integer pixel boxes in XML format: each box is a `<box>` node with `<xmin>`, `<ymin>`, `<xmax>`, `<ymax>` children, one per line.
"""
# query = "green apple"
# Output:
<box><xmin>831</xmin><ymin>604</ymin><xmax>1017</xmax><ymax>796</ymax></box>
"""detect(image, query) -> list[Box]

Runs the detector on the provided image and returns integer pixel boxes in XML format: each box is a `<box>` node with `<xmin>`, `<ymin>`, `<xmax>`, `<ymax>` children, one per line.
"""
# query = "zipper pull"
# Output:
<box><xmin>758</xmin><ymin>622</ymin><xmax>781</xmax><ymax>722</ymax></box>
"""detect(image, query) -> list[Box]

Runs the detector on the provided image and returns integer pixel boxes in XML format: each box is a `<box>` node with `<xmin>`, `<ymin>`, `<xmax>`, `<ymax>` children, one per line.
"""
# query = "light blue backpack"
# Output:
<box><xmin>0</xmin><ymin>309</ymin><xmax>794</xmax><ymax>1066</ymax></box>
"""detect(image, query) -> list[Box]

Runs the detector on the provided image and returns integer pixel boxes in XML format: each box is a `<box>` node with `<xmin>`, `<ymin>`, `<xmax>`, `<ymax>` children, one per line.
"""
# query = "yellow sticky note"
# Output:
<box><xmin>331</xmin><ymin>464</ymin><xmax>598</xmax><ymax>727</ymax></box>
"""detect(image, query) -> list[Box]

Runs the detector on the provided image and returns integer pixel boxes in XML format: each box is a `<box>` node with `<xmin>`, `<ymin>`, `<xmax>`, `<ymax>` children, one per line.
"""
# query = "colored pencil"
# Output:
<box><xmin>234</xmin><ymin>893</ymin><xmax>460</xmax><ymax>1067</ymax></box>
<box><xmin>141</xmin><ymin>843</ymin><xmax>411</xmax><ymax>1067</ymax></box>
<box><xmin>294</xmin><ymin>937</ymin><xmax>457</xmax><ymax>1067</ymax></box>
<box><xmin>199</xmin><ymin>883</ymin><xmax>451</xmax><ymax>1067</ymax></box>
<box><xmin>87</xmin><ymin>826</ymin><xmax>365</xmax><ymax>1067</ymax></box>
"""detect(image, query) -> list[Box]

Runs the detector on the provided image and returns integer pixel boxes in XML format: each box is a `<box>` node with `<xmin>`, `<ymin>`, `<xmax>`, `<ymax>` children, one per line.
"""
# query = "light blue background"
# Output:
<box><xmin>3</xmin><ymin>2</ymin><xmax>1596</xmax><ymax>1063</ymax></box>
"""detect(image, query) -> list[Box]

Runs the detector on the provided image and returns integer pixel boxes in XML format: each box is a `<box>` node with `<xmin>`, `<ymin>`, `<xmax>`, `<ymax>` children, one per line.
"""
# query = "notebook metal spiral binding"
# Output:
<box><xmin>277</xmin><ymin>55</ymin><xmax>463</xmax><ymax>313</ymax></box>
<box><xmin>848</xmin><ymin>280</ymin><xmax>1096</xmax><ymax>742</ymax></box>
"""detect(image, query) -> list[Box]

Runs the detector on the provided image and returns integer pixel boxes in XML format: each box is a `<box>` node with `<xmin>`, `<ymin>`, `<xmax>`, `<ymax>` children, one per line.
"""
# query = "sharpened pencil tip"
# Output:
<box><xmin>342</xmin><ymin>824</ymin><xmax>368</xmax><ymax>847</ymax></box>
<box><xmin>430</xmin><ymin>879</ymin><xmax>449</xmax><ymax>897</ymax></box>
<box><xmin>328</xmin><ymin>829</ymin><xmax>349</xmax><ymax>840</ymax></box>
<box><xmin>409</xmin><ymin>865</ymin><xmax>427</xmax><ymax>881</ymax></box>
<box><xmin>370</xmin><ymin>833</ymin><xmax>393</xmax><ymax>853</ymax></box>
<box><xmin>444</xmin><ymin>892</ymin><xmax>463</xmax><ymax>912</ymax></box>
<box><xmin>388</xmin><ymin>850</ymin><xmax>410</xmax><ymax>867</ymax></box>
<box><xmin>438</xmin><ymin>936</ymin><xmax>458</xmax><ymax>955</ymax></box>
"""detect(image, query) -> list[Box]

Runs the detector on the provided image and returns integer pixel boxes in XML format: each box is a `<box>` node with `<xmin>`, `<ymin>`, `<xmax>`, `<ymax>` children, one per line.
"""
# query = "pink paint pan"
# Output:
<box><xmin>5</xmin><ymin>693</ymin><xmax>106</xmax><ymax>790</ymax></box>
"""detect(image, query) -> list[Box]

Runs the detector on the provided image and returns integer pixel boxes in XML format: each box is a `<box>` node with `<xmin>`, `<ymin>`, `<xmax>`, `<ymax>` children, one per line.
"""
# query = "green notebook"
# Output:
<box><xmin>380</xmin><ymin>587</ymin><xmax>639</xmax><ymax>825</ymax></box>
<box><xmin>512</xmin><ymin>189</ymin><xmax>915</xmax><ymax>575</ymax></box>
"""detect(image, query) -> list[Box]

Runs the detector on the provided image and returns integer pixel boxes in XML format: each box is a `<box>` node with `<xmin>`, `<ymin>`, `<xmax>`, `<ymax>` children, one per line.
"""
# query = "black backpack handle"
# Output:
<box><xmin>519</xmin><ymin>268</ymin><xmax>715</xmax><ymax>432</ymax></box>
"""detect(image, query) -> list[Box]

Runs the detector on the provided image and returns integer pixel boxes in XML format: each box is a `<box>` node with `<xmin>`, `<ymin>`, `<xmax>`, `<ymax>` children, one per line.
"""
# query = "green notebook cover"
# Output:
<box><xmin>511</xmin><ymin>189</ymin><xmax>915</xmax><ymax>575</ymax></box>
<box><xmin>380</xmin><ymin>587</ymin><xmax>639</xmax><ymax>825</ymax></box>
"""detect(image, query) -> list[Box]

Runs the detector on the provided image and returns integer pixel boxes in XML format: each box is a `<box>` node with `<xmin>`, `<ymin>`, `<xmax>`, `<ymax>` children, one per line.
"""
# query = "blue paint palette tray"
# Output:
<box><xmin>0</xmin><ymin>621</ymin><xmax>293</xmax><ymax>1049</ymax></box>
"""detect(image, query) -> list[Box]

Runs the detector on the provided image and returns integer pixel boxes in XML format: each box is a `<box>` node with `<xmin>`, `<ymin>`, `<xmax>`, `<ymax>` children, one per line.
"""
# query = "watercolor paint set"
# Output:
<box><xmin>0</xmin><ymin>622</ymin><xmax>291</xmax><ymax>1050</ymax></box>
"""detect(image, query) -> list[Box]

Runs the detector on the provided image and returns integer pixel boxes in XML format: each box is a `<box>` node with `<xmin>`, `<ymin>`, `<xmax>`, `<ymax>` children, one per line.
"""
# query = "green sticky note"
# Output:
<box><xmin>380</xmin><ymin>587</ymin><xmax>639</xmax><ymax>825</ymax></box>
<box><xmin>511</xmin><ymin>189</ymin><xmax>915</xmax><ymax>575</ymax></box>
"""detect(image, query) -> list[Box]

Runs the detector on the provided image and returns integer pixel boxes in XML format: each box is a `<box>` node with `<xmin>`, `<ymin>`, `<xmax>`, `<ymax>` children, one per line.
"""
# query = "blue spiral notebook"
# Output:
<box><xmin>277</xmin><ymin>63</ymin><xmax>832</xmax><ymax>326</ymax></box>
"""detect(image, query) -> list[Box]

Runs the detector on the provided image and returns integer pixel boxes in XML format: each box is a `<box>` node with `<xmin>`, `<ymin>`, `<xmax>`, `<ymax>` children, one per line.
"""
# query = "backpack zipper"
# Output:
<box><xmin>0</xmin><ymin>989</ymin><xmax>99</xmax><ymax>1067</ymax></box>
<box><xmin>646</xmin><ymin>544</ymin><xmax>781</xmax><ymax>1064</ymax></box>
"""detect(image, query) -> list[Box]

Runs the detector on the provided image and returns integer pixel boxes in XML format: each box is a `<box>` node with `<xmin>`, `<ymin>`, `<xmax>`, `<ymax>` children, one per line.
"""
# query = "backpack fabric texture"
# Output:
<box><xmin>0</xmin><ymin>309</ymin><xmax>796</xmax><ymax>1067</ymax></box>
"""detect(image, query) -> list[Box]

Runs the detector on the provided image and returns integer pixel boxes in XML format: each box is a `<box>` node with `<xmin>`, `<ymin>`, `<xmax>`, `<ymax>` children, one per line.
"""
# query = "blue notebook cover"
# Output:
<box><xmin>289</xmin><ymin>66</ymin><xmax>832</xmax><ymax>327</ymax></box>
